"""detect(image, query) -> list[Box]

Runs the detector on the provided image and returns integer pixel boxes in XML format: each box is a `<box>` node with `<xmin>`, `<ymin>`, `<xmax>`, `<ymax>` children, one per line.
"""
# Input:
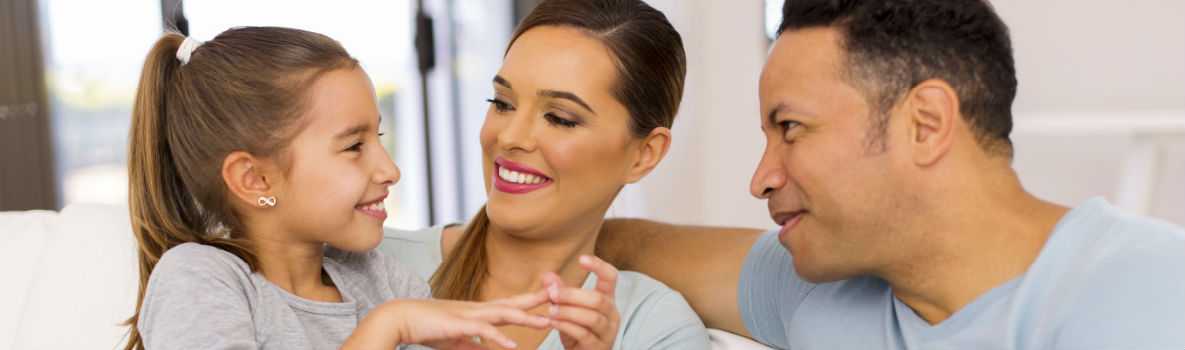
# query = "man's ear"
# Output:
<box><xmin>905</xmin><ymin>79</ymin><xmax>960</xmax><ymax>166</ymax></box>
<box><xmin>221</xmin><ymin>151</ymin><xmax>275</xmax><ymax>209</ymax></box>
<box><xmin>624</xmin><ymin>127</ymin><xmax>672</xmax><ymax>184</ymax></box>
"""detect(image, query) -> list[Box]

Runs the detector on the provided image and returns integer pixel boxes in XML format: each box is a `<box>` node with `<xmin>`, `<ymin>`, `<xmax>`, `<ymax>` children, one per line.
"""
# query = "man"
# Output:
<box><xmin>597</xmin><ymin>0</ymin><xmax>1185</xmax><ymax>348</ymax></box>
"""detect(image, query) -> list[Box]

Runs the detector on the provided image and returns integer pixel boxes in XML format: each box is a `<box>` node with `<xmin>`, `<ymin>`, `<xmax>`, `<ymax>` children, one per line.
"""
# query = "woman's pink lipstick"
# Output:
<box><xmin>493</xmin><ymin>157</ymin><xmax>553</xmax><ymax>194</ymax></box>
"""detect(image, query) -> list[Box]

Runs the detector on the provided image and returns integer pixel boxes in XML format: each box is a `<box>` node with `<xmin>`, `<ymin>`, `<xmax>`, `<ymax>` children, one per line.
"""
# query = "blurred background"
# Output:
<box><xmin>2</xmin><ymin>0</ymin><xmax>1182</xmax><ymax>229</ymax></box>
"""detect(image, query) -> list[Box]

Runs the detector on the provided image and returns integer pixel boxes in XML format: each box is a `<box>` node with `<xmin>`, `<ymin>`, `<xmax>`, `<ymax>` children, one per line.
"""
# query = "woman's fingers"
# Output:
<box><xmin>551</xmin><ymin>318</ymin><xmax>606</xmax><ymax>348</ymax></box>
<box><xmin>464</xmin><ymin>304</ymin><xmax>551</xmax><ymax>329</ymax></box>
<box><xmin>579</xmin><ymin>255</ymin><xmax>619</xmax><ymax>297</ymax></box>
<box><xmin>491</xmin><ymin>288</ymin><xmax>550</xmax><ymax>309</ymax></box>
<box><xmin>551</xmin><ymin>286</ymin><xmax>613</xmax><ymax>313</ymax></box>
<box><xmin>549</xmin><ymin>303</ymin><xmax>611</xmax><ymax>333</ymax></box>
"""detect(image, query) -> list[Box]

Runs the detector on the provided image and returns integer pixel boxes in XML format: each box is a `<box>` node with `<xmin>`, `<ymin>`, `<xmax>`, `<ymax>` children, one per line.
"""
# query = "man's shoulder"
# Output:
<box><xmin>1040</xmin><ymin>202</ymin><xmax>1185</xmax><ymax>349</ymax></box>
<box><xmin>1080</xmin><ymin>202</ymin><xmax>1185</xmax><ymax>267</ymax></box>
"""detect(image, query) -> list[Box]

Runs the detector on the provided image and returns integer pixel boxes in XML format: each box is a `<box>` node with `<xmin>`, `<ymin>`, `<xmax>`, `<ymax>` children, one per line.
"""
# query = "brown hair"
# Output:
<box><xmin>430</xmin><ymin>0</ymin><xmax>687</xmax><ymax>301</ymax></box>
<box><xmin>123</xmin><ymin>27</ymin><xmax>357</xmax><ymax>349</ymax></box>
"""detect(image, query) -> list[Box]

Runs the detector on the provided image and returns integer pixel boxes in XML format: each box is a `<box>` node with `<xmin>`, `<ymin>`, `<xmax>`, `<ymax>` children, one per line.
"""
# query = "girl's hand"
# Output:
<box><xmin>345</xmin><ymin>290</ymin><xmax>551</xmax><ymax>350</ymax></box>
<box><xmin>545</xmin><ymin>255</ymin><xmax>621</xmax><ymax>350</ymax></box>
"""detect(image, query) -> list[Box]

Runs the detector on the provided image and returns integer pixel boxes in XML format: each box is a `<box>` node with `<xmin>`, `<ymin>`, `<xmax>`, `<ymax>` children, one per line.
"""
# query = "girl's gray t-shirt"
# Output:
<box><xmin>137</xmin><ymin>242</ymin><xmax>431</xmax><ymax>349</ymax></box>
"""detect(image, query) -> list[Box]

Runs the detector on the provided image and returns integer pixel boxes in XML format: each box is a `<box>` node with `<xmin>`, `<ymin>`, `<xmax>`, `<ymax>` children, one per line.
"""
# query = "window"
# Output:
<box><xmin>41</xmin><ymin>0</ymin><xmax>512</xmax><ymax>228</ymax></box>
<box><xmin>41</xmin><ymin>0</ymin><xmax>161</xmax><ymax>206</ymax></box>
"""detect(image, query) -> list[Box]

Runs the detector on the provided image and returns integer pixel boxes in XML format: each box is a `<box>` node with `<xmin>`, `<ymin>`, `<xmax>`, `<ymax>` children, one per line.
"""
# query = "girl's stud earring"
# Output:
<box><xmin>257</xmin><ymin>196</ymin><xmax>277</xmax><ymax>208</ymax></box>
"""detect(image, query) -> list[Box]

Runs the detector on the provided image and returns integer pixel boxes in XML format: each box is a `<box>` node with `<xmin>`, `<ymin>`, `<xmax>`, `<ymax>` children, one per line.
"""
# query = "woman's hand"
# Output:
<box><xmin>344</xmin><ymin>290</ymin><xmax>551</xmax><ymax>350</ymax></box>
<box><xmin>545</xmin><ymin>255</ymin><xmax>621</xmax><ymax>350</ymax></box>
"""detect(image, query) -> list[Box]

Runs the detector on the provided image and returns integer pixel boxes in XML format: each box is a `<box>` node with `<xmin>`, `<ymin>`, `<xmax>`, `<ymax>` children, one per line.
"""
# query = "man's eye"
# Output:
<box><xmin>779</xmin><ymin>120</ymin><xmax>802</xmax><ymax>141</ymax></box>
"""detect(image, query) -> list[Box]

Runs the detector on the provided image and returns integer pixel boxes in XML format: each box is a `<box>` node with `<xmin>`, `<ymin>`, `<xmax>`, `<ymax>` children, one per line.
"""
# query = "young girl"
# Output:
<box><xmin>124</xmin><ymin>27</ymin><xmax>551</xmax><ymax>350</ymax></box>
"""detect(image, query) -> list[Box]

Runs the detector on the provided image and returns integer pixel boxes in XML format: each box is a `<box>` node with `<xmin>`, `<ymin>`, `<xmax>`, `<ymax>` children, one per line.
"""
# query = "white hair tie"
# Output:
<box><xmin>176</xmin><ymin>37</ymin><xmax>204</xmax><ymax>65</ymax></box>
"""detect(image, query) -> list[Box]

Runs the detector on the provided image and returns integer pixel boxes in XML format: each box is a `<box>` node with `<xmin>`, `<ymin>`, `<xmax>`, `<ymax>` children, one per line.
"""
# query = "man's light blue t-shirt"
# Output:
<box><xmin>739</xmin><ymin>198</ymin><xmax>1185</xmax><ymax>349</ymax></box>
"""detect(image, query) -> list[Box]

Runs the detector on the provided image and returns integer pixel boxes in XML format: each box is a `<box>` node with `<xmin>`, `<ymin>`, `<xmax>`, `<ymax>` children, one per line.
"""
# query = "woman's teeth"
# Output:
<box><xmin>498</xmin><ymin>167</ymin><xmax>546</xmax><ymax>185</ymax></box>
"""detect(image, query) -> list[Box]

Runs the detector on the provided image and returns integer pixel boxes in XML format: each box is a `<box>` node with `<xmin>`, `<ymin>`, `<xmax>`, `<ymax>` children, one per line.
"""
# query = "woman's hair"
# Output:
<box><xmin>123</xmin><ymin>27</ymin><xmax>357</xmax><ymax>349</ymax></box>
<box><xmin>430</xmin><ymin>0</ymin><xmax>687</xmax><ymax>301</ymax></box>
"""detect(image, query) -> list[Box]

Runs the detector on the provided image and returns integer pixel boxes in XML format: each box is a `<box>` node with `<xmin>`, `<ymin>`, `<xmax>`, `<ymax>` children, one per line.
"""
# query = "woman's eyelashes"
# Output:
<box><xmin>486</xmin><ymin>98</ymin><xmax>513</xmax><ymax>113</ymax></box>
<box><xmin>545</xmin><ymin>112</ymin><xmax>579</xmax><ymax>128</ymax></box>
<box><xmin>486</xmin><ymin>97</ymin><xmax>581</xmax><ymax>128</ymax></box>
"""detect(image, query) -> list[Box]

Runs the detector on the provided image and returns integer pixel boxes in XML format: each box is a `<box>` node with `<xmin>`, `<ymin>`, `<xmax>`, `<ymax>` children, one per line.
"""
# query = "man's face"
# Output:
<box><xmin>751</xmin><ymin>27</ymin><xmax>913</xmax><ymax>282</ymax></box>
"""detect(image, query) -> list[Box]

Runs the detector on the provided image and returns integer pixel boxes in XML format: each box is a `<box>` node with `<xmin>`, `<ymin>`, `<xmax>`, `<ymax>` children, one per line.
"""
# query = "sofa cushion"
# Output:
<box><xmin>12</xmin><ymin>204</ymin><xmax>138</xmax><ymax>349</ymax></box>
<box><xmin>0</xmin><ymin>210</ymin><xmax>56</xmax><ymax>350</ymax></box>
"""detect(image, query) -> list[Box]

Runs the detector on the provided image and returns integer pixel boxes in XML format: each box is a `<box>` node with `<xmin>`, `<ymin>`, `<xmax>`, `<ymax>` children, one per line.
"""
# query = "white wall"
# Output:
<box><xmin>610</xmin><ymin>0</ymin><xmax>770</xmax><ymax>228</ymax></box>
<box><xmin>610</xmin><ymin>0</ymin><xmax>1185</xmax><ymax>228</ymax></box>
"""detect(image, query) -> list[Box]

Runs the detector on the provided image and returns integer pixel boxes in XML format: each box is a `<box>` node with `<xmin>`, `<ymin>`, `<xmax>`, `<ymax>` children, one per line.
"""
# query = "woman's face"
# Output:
<box><xmin>481</xmin><ymin>25</ymin><xmax>647</xmax><ymax>238</ymax></box>
<box><xmin>272</xmin><ymin>67</ymin><xmax>399</xmax><ymax>252</ymax></box>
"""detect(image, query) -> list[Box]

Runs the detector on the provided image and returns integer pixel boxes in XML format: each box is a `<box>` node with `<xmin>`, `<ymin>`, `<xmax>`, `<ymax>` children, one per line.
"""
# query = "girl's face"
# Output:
<box><xmin>481</xmin><ymin>26</ymin><xmax>656</xmax><ymax>239</ymax></box>
<box><xmin>271</xmin><ymin>67</ymin><xmax>399</xmax><ymax>252</ymax></box>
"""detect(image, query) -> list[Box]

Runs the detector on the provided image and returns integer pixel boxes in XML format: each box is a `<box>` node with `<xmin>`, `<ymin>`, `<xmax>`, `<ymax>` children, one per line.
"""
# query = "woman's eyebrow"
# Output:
<box><xmin>539</xmin><ymin>90</ymin><xmax>595</xmax><ymax>114</ymax></box>
<box><xmin>493</xmin><ymin>74</ymin><xmax>595</xmax><ymax>114</ymax></box>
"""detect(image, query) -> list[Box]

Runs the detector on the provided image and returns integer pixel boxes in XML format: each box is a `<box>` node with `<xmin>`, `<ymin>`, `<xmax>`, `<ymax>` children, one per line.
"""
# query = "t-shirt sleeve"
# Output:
<box><xmin>627</xmin><ymin>289</ymin><xmax>711</xmax><ymax>350</ymax></box>
<box><xmin>738</xmin><ymin>230</ymin><xmax>816</xmax><ymax>348</ymax></box>
<box><xmin>137</xmin><ymin>243</ymin><xmax>257</xmax><ymax>350</ymax></box>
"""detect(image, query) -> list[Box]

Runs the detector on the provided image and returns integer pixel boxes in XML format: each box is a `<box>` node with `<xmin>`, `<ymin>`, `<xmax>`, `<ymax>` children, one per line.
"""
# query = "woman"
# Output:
<box><xmin>381</xmin><ymin>0</ymin><xmax>708</xmax><ymax>349</ymax></box>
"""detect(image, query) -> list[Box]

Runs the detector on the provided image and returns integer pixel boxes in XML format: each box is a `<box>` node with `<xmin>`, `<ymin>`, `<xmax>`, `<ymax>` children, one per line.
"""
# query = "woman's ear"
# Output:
<box><xmin>221</xmin><ymin>151</ymin><xmax>275</xmax><ymax>209</ymax></box>
<box><xmin>624</xmin><ymin>127</ymin><xmax>672</xmax><ymax>184</ymax></box>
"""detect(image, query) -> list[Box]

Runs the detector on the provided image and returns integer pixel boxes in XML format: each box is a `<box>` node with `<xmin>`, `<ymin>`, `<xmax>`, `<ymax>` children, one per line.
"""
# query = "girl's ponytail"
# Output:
<box><xmin>122</xmin><ymin>33</ymin><xmax>252</xmax><ymax>350</ymax></box>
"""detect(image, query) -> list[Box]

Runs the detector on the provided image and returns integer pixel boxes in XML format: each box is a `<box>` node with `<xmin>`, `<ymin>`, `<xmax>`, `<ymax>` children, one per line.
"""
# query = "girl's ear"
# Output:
<box><xmin>221</xmin><ymin>151</ymin><xmax>275</xmax><ymax>209</ymax></box>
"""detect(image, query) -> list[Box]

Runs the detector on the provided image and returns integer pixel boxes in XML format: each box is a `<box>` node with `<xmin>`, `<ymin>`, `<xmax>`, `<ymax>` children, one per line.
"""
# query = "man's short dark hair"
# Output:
<box><xmin>779</xmin><ymin>0</ymin><xmax>1017</xmax><ymax>156</ymax></box>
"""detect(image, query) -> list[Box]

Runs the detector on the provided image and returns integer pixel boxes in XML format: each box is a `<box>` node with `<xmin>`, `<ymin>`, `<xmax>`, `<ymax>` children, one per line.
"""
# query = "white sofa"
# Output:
<box><xmin>0</xmin><ymin>204</ymin><xmax>770</xmax><ymax>350</ymax></box>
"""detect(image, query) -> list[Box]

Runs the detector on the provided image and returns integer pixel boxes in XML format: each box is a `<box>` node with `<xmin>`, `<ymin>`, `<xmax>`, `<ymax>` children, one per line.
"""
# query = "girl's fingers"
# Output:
<box><xmin>491</xmin><ymin>288</ymin><xmax>550</xmax><ymax>310</ymax></box>
<box><xmin>542</xmin><ymin>272</ymin><xmax>564</xmax><ymax>302</ymax></box>
<box><xmin>465</xmin><ymin>305</ymin><xmax>551</xmax><ymax>329</ymax></box>
<box><xmin>456</xmin><ymin>320</ymin><xmax>519</xmax><ymax>349</ymax></box>
<box><xmin>579</xmin><ymin>255</ymin><xmax>619</xmax><ymax>297</ymax></box>
<box><xmin>428</xmin><ymin>339</ymin><xmax>490</xmax><ymax>350</ymax></box>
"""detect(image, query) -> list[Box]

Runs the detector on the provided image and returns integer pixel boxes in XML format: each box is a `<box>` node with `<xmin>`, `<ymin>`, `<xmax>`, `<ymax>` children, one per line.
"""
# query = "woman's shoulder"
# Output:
<box><xmin>376</xmin><ymin>225</ymin><xmax>451</xmax><ymax>282</ymax></box>
<box><xmin>612</xmin><ymin>270</ymin><xmax>691</xmax><ymax>313</ymax></box>
<box><xmin>613</xmin><ymin>271</ymin><xmax>711</xmax><ymax>349</ymax></box>
<box><xmin>321</xmin><ymin>244</ymin><xmax>430</xmax><ymax>300</ymax></box>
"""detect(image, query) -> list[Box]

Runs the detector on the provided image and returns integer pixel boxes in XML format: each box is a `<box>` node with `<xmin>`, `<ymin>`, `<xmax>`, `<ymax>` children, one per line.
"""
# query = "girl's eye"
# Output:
<box><xmin>545</xmin><ymin>113</ymin><xmax>579</xmax><ymax>128</ymax></box>
<box><xmin>486</xmin><ymin>98</ymin><xmax>513</xmax><ymax>113</ymax></box>
<box><xmin>346</xmin><ymin>142</ymin><xmax>363</xmax><ymax>152</ymax></box>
